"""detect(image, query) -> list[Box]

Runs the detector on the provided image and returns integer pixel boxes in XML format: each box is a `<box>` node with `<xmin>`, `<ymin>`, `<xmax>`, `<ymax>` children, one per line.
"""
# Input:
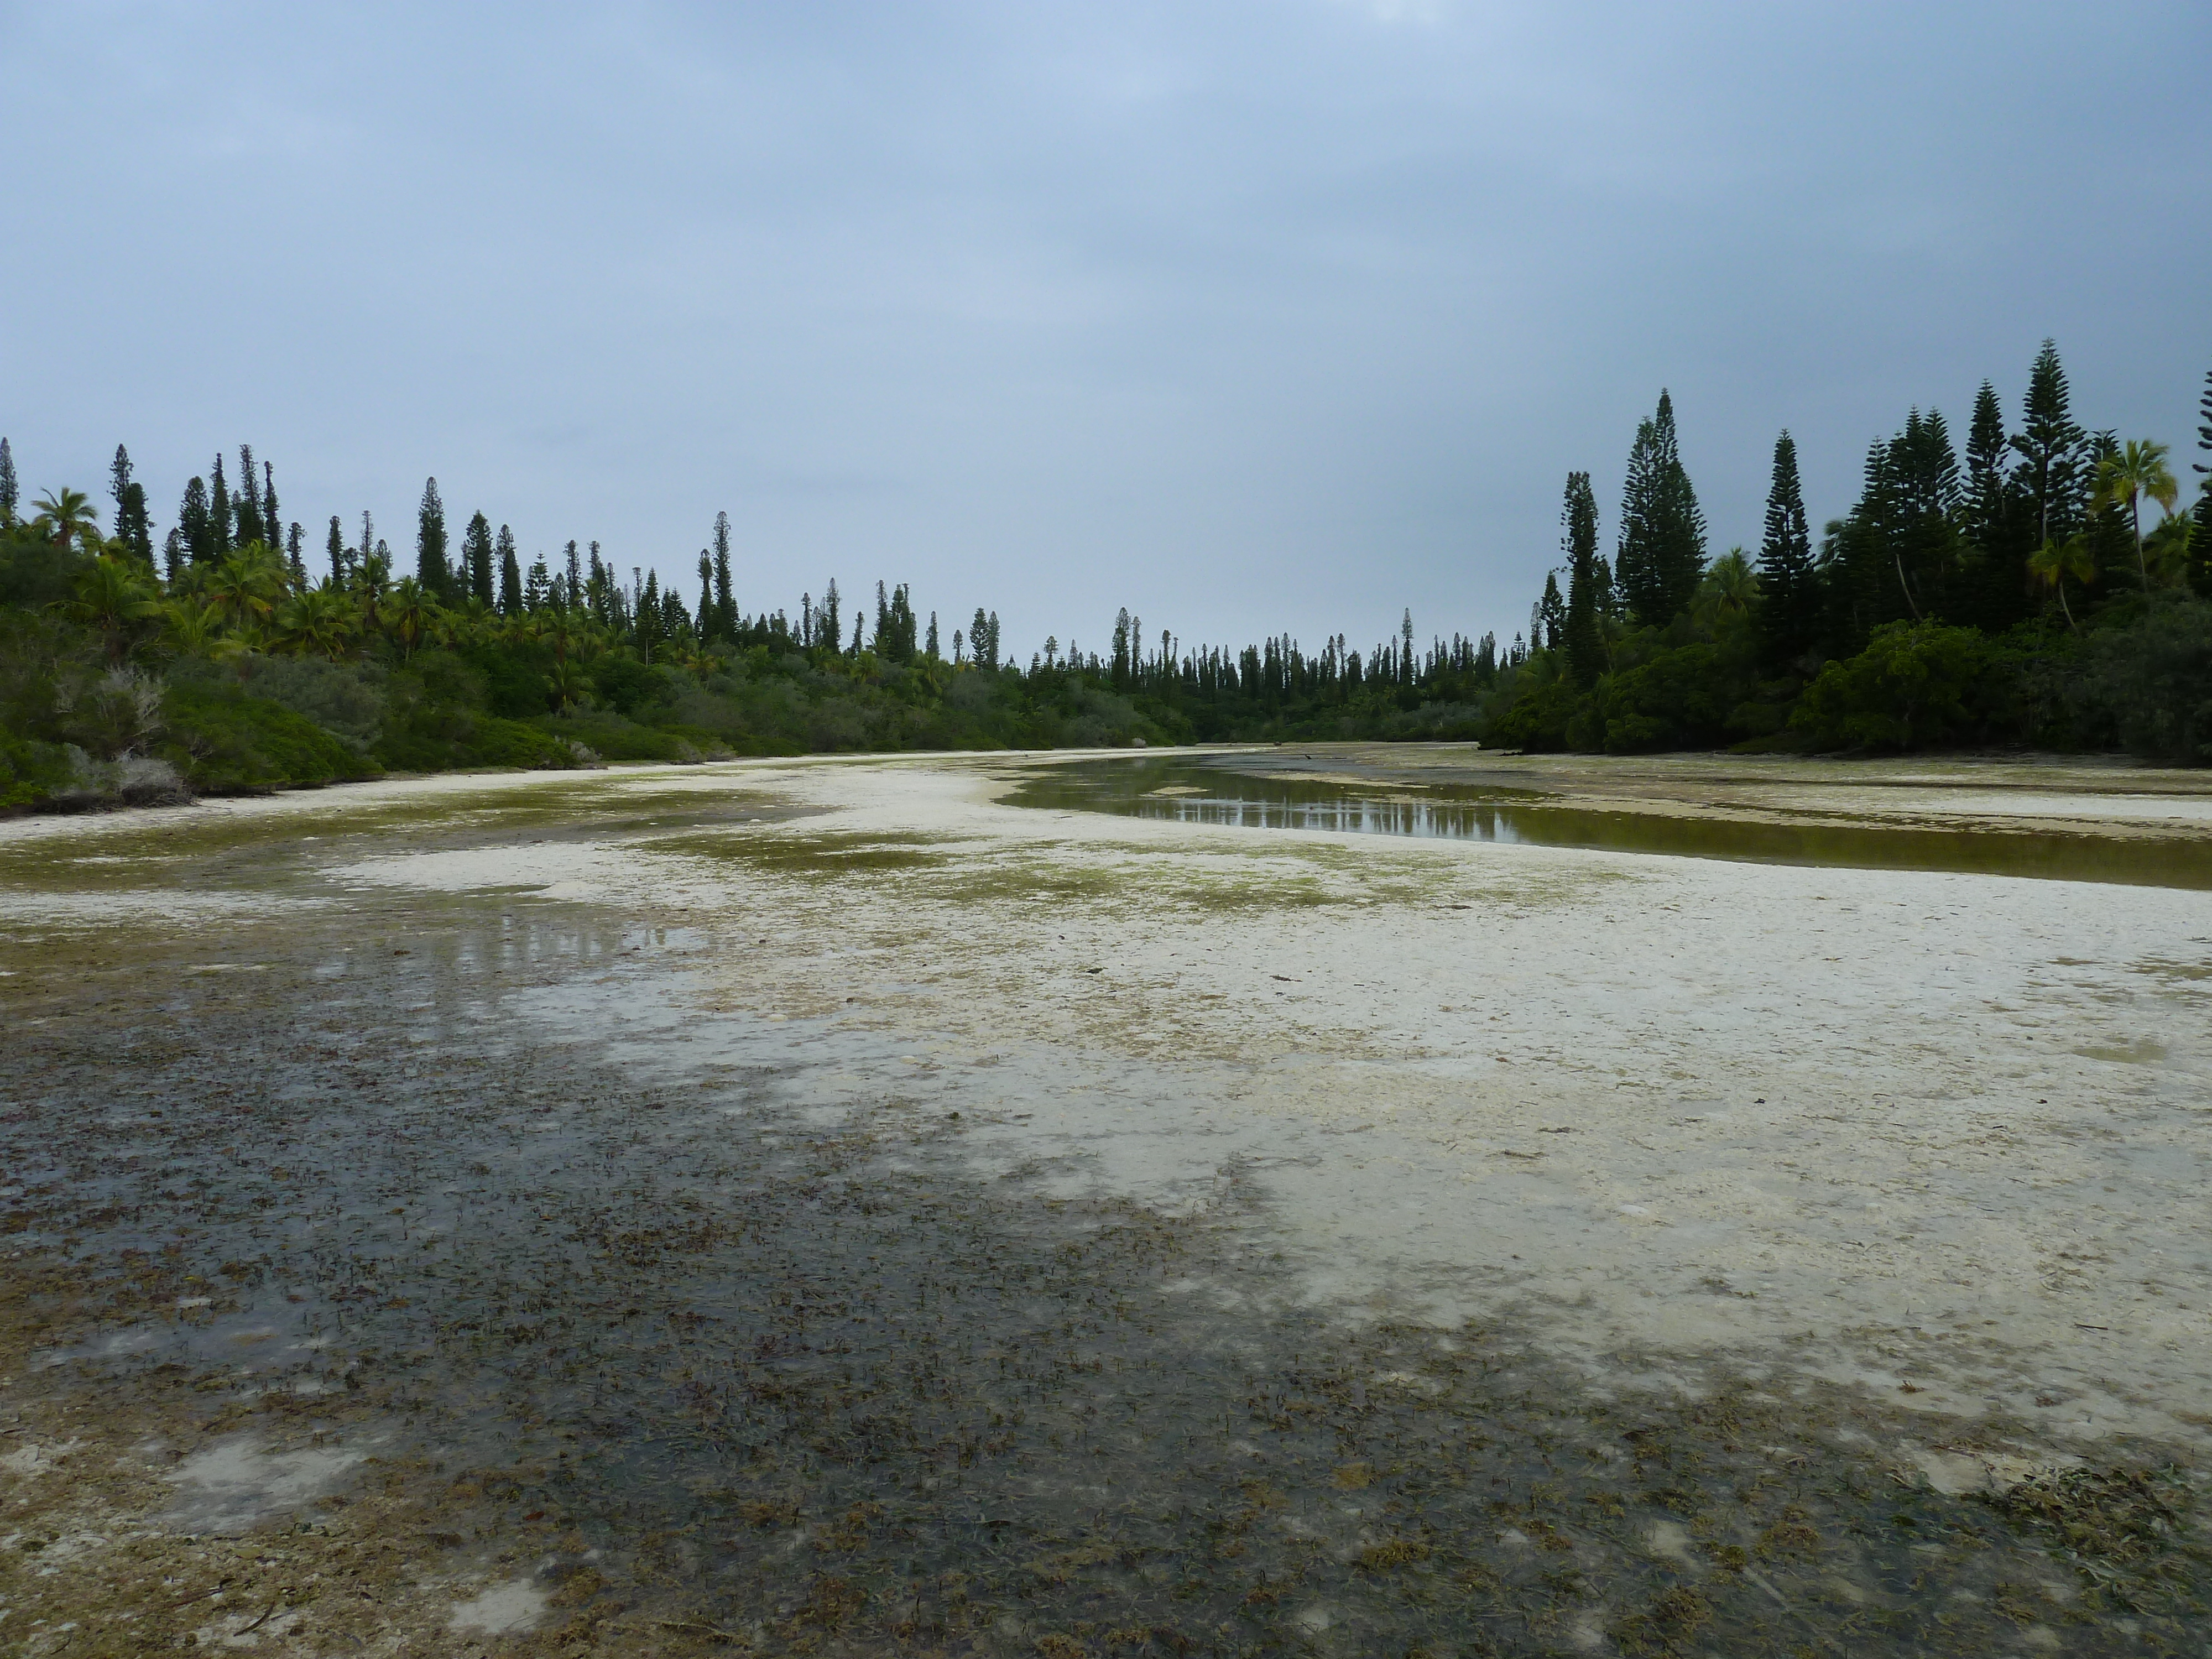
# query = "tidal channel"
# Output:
<box><xmin>1010</xmin><ymin>755</ymin><xmax>2212</xmax><ymax>890</ymax></box>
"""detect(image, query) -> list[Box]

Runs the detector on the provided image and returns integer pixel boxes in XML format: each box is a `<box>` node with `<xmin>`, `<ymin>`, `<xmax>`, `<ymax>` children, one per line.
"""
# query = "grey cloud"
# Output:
<box><xmin>3</xmin><ymin>0</ymin><xmax>2206</xmax><ymax>654</ymax></box>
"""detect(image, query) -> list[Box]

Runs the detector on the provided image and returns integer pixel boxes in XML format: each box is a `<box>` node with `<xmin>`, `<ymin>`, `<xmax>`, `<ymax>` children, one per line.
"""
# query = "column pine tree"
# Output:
<box><xmin>119</xmin><ymin>484</ymin><xmax>153</xmax><ymax>564</ymax></box>
<box><xmin>1755</xmin><ymin>431</ymin><xmax>1818</xmax><ymax>672</ymax></box>
<box><xmin>2010</xmin><ymin>339</ymin><xmax>2088</xmax><ymax>550</ymax></box>
<box><xmin>180</xmin><ymin>477</ymin><xmax>213</xmax><ymax>564</ymax></box>
<box><xmin>109</xmin><ymin>446</ymin><xmax>133</xmax><ymax>535</ymax></box>
<box><xmin>1561</xmin><ymin>471</ymin><xmax>1600</xmax><ymax>686</ymax></box>
<box><xmin>1615</xmin><ymin>390</ymin><xmax>1707</xmax><ymax>624</ymax></box>
<box><xmin>463</xmin><ymin>512</ymin><xmax>495</xmax><ymax>604</ymax></box>
<box><xmin>109</xmin><ymin>446</ymin><xmax>155</xmax><ymax>564</ymax></box>
<box><xmin>712</xmin><ymin>512</ymin><xmax>733</xmax><ymax>638</ymax></box>
<box><xmin>208</xmin><ymin>455</ymin><xmax>233</xmax><ymax>557</ymax></box>
<box><xmin>638</xmin><ymin>570</ymin><xmax>662</xmax><ymax>661</ymax></box>
<box><xmin>1537</xmin><ymin>573</ymin><xmax>1565</xmax><ymax>653</ymax></box>
<box><xmin>2191</xmin><ymin>368</ymin><xmax>2212</xmax><ymax>592</ymax></box>
<box><xmin>417</xmin><ymin>479</ymin><xmax>449</xmax><ymax>597</ymax></box>
<box><xmin>496</xmin><ymin>525</ymin><xmax>523</xmax><ymax>614</ymax></box>
<box><xmin>235</xmin><ymin>445</ymin><xmax>265</xmax><ymax>546</ymax></box>
<box><xmin>262</xmin><ymin>463</ymin><xmax>281</xmax><ymax>559</ymax></box>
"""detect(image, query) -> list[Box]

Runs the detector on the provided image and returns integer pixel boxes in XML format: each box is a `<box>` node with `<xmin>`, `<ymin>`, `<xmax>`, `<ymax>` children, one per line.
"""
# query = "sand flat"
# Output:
<box><xmin>117</xmin><ymin>744</ymin><xmax>2195</xmax><ymax>1447</ymax></box>
<box><xmin>6</xmin><ymin>745</ymin><xmax>2210</xmax><ymax>1650</ymax></box>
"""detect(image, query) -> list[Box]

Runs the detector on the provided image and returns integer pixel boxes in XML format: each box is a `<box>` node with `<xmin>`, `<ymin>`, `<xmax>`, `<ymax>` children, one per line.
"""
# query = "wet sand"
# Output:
<box><xmin>3</xmin><ymin>747</ymin><xmax>2209</xmax><ymax>1655</ymax></box>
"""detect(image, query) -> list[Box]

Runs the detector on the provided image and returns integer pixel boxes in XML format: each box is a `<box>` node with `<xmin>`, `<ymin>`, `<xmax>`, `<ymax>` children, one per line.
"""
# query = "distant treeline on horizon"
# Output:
<box><xmin>4</xmin><ymin>338</ymin><xmax>2212</xmax><ymax>812</ymax></box>
<box><xmin>0</xmin><ymin>425</ymin><xmax>1504</xmax><ymax>687</ymax></box>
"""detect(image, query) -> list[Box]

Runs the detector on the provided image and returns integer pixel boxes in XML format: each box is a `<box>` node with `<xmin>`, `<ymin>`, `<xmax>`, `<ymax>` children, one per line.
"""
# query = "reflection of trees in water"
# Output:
<box><xmin>1145</xmin><ymin>791</ymin><xmax>1519</xmax><ymax>843</ymax></box>
<box><xmin>1027</xmin><ymin>762</ymin><xmax>2212</xmax><ymax>891</ymax></box>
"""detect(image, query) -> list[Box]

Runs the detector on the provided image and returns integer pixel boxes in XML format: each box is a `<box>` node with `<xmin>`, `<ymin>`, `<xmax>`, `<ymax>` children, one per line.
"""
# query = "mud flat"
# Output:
<box><xmin>2</xmin><ymin>747</ymin><xmax>2208</xmax><ymax>1655</ymax></box>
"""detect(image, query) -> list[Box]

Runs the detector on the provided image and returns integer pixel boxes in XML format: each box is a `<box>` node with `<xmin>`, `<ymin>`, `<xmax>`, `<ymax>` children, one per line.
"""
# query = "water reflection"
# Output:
<box><xmin>1014</xmin><ymin>758</ymin><xmax>2212</xmax><ymax>889</ymax></box>
<box><xmin>1135</xmin><ymin>789</ymin><xmax>1531</xmax><ymax>843</ymax></box>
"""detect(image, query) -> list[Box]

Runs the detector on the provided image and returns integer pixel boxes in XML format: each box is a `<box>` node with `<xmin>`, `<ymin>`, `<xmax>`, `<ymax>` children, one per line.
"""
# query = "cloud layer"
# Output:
<box><xmin>4</xmin><ymin>1</ymin><xmax>2206</xmax><ymax>654</ymax></box>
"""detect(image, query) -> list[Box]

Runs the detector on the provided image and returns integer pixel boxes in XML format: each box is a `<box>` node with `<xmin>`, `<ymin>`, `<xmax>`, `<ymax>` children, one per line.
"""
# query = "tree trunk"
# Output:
<box><xmin>1893</xmin><ymin>554</ymin><xmax>1922</xmax><ymax>620</ymax></box>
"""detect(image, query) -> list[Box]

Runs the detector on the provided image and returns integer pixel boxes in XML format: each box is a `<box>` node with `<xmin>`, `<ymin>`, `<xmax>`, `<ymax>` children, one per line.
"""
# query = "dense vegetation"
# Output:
<box><xmin>1487</xmin><ymin>343</ymin><xmax>2212</xmax><ymax>762</ymax></box>
<box><xmin>5</xmin><ymin>339</ymin><xmax>2211</xmax><ymax>810</ymax></box>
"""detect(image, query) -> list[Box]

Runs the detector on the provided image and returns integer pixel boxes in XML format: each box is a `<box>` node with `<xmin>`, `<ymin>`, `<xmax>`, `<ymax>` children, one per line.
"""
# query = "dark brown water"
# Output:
<box><xmin>1011</xmin><ymin>757</ymin><xmax>2212</xmax><ymax>889</ymax></box>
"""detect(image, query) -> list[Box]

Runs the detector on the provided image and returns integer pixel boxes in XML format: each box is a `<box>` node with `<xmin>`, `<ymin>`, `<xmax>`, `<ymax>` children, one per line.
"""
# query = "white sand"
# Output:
<box><xmin>446</xmin><ymin>1577</ymin><xmax>549</xmax><ymax>1634</ymax></box>
<box><xmin>161</xmin><ymin>1434</ymin><xmax>364</xmax><ymax>1536</ymax></box>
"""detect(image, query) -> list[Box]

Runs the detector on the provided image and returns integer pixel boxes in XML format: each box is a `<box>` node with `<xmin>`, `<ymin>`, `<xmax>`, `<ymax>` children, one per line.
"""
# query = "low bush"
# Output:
<box><xmin>0</xmin><ymin>732</ymin><xmax>75</xmax><ymax>811</ymax></box>
<box><xmin>161</xmin><ymin>680</ymin><xmax>383</xmax><ymax>792</ymax></box>
<box><xmin>2071</xmin><ymin>598</ymin><xmax>2212</xmax><ymax>761</ymax></box>
<box><xmin>1790</xmin><ymin>622</ymin><xmax>2011</xmax><ymax>753</ymax></box>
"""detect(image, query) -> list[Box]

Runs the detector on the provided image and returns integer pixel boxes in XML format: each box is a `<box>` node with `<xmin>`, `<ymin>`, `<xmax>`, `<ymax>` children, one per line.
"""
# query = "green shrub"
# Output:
<box><xmin>160</xmin><ymin>680</ymin><xmax>383</xmax><ymax>792</ymax></box>
<box><xmin>468</xmin><ymin>647</ymin><xmax>554</xmax><ymax>718</ymax></box>
<box><xmin>534</xmin><ymin>710</ymin><xmax>693</xmax><ymax>762</ymax></box>
<box><xmin>0</xmin><ymin>732</ymin><xmax>75</xmax><ymax>810</ymax></box>
<box><xmin>592</xmin><ymin>655</ymin><xmax>674</xmax><ymax>716</ymax></box>
<box><xmin>1592</xmin><ymin>643</ymin><xmax>1744</xmax><ymax>752</ymax></box>
<box><xmin>0</xmin><ymin>530</ymin><xmax>90</xmax><ymax>610</ymax></box>
<box><xmin>226</xmin><ymin>655</ymin><xmax>388</xmax><ymax>748</ymax></box>
<box><xmin>374</xmin><ymin>651</ymin><xmax>572</xmax><ymax>771</ymax></box>
<box><xmin>0</xmin><ymin>610</ymin><xmax>81</xmax><ymax>738</ymax></box>
<box><xmin>2072</xmin><ymin>598</ymin><xmax>2212</xmax><ymax>761</ymax></box>
<box><xmin>374</xmin><ymin>703</ymin><xmax>577</xmax><ymax>773</ymax></box>
<box><xmin>466</xmin><ymin>716</ymin><xmax>578</xmax><ymax>768</ymax></box>
<box><xmin>1483</xmin><ymin>639</ymin><xmax>1757</xmax><ymax>754</ymax></box>
<box><xmin>1790</xmin><ymin>622</ymin><xmax>2006</xmax><ymax>752</ymax></box>
<box><xmin>1485</xmin><ymin>675</ymin><xmax>1577</xmax><ymax>750</ymax></box>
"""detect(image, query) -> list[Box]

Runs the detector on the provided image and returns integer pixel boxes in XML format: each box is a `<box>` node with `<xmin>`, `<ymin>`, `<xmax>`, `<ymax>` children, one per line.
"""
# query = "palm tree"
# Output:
<box><xmin>66</xmin><ymin>556</ymin><xmax>160</xmax><ymax>663</ymax></box>
<box><xmin>274</xmin><ymin>586</ymin><xmax>357</xmax><ymax>660</ymax></box>
<box><xmin>1598</xmin><ymin>612</ymin><xmax>1629</xmax><ymax>675</ymax></box>
<box><xmin>157</xmin><ymin>594</ymin><xmax>229</xmax><ymax>655</ymax></box>
<box><xmin>439</xmin><ymin>593</ymin><xmax>495</xmax><ymax>647</ymax></box>
<box><xmin>2095</xmin><ymin>439</ymin><xmax>2178</xmax><ymax>594</ymax></box>
<box><xmin>30</xmin><ymin>487</ymin><xmax>101</xmax><ymax>552</ymax></box>
<box><xmin>206</xmin><ymin>544</ymin><xmax>287</xmax><ymax>634</ymax></box>
<box><xmin>349</xmin><ymin>547</ymin><xmax>394</xmax><ymax>637</ymax></box>
<box><xmin>546</xmin><ymin>656</ymin><xmax>592</xmax><ymax>715</ymax></box>
<box><xmin>2145</xmin><ymin>514</ymin><xmax>2194</xmax><ymax>590</ymax></box>
<box><xmin>383</xmin><ymin>576</ymin><xmax>432</xmax><ymax>657</ymax></box>
<box><xmin>1694</xmin><ymin>547</ymin><xmax>1760</xmax><ymax>623</ymax></box>
<box><xmin>528</xmin><ymin>609</ymin><xmax>603</xmax><ymax>691</ymax></box>
<box><xmin>2027</xmin><ymin>534</ymin><xmax>2098</xmax><ymax>632</ymax></box>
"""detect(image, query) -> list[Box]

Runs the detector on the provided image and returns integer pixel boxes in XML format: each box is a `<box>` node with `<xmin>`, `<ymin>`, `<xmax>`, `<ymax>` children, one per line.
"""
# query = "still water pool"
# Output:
<box><xmin>1012</xmin><ymin>756</ymin><xmax>2212</xmax><ymax>889</ymax></box>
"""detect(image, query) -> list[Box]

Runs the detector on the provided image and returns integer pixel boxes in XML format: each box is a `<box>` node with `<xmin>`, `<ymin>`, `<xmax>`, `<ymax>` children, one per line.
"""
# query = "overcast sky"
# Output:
<box><xmin>6</xmin><ymin>1</ymin><xmax>2208</xmax><ymax>657</ymax></box>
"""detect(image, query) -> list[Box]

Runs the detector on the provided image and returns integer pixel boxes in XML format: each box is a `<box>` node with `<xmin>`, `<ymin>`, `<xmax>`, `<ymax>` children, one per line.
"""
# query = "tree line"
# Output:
<box><xmin>1496</xmin><ymin>342</ymin><xmax>2212</xmax><ymax>755</ymax></box>
<box><xmin>4</xmin><ymin>338</ymin><xmax>2210</xmax><ymax>810</ymax></box>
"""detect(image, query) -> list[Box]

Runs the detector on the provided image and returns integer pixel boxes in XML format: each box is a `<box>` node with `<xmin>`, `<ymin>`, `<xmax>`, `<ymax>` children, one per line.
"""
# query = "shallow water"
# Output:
<box><xmin>1011</xmin><ymin>757</ymin><xmax>2212</xmax><ymax>889</ymax></box>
